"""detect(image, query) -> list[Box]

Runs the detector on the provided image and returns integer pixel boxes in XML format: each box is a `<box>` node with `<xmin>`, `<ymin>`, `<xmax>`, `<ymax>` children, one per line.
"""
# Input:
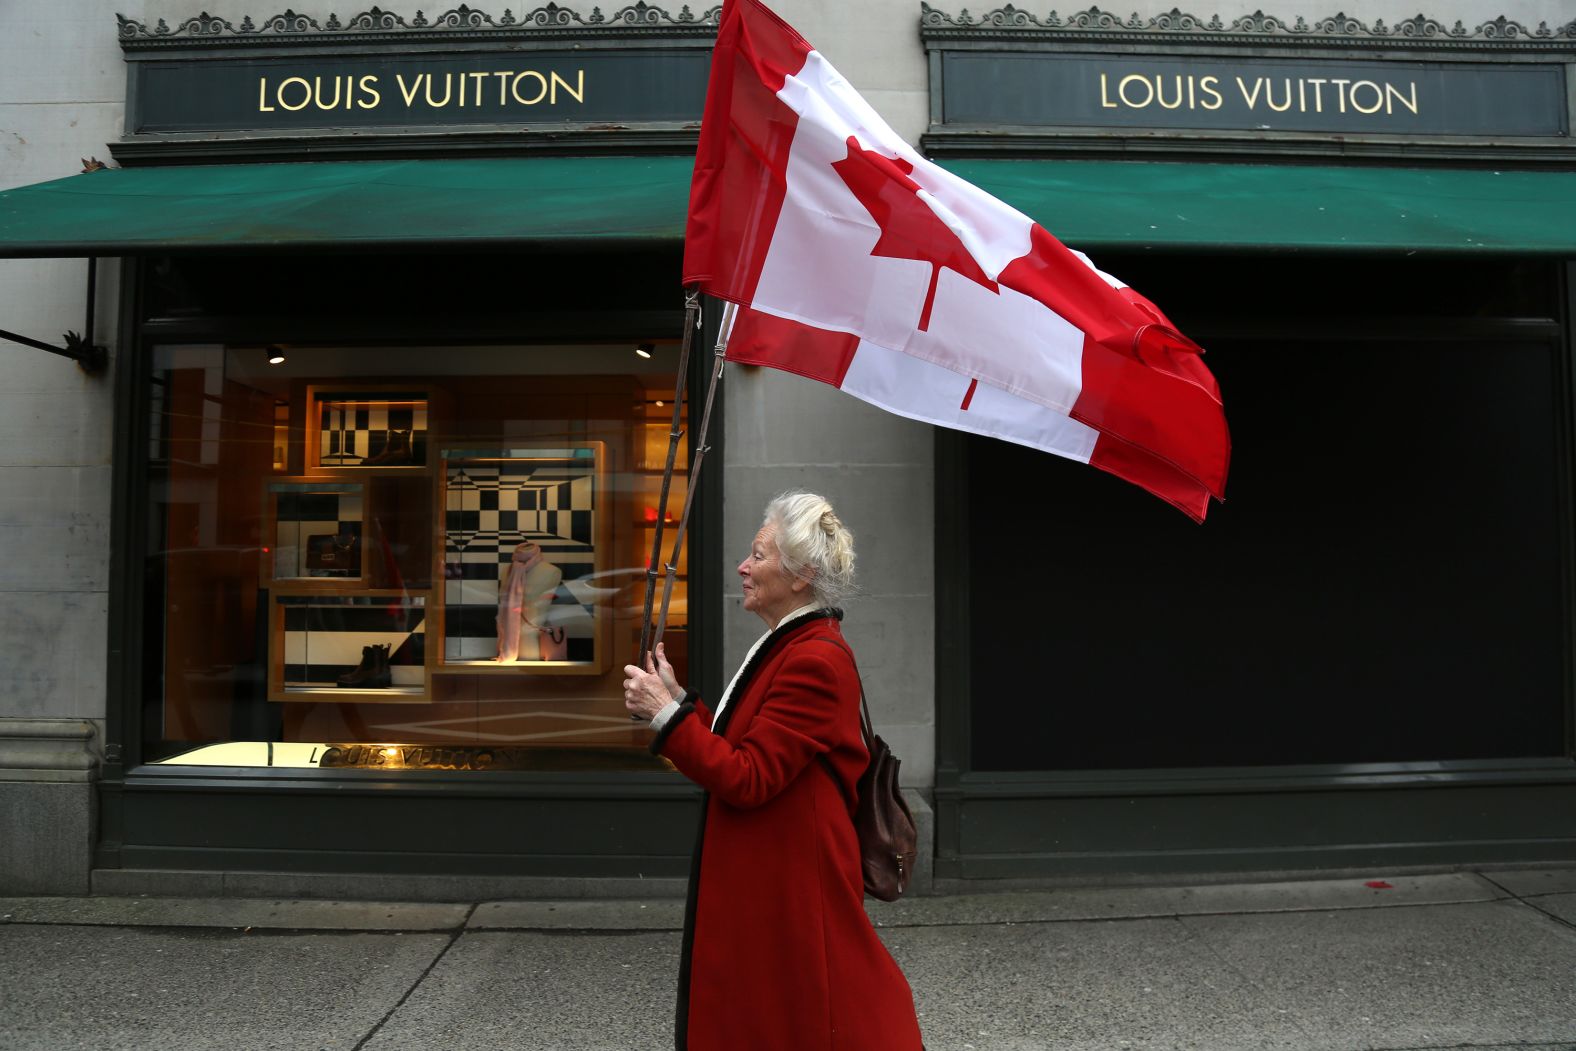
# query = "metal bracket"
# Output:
<box><xmin>0</xmin><ymin>257</ymin><xmax>107</xmax><ymax>374</ymax></box>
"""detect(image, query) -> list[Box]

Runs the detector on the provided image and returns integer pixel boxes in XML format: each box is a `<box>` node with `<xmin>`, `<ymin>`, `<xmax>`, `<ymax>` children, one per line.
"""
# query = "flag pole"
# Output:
<box><xmin>653</xmin><ymin>300</ymin><xmax>737</xmax><ymax>651</ymax></box>
<box><xmin>636</xmin><ymin>287</ymin><xmax>701</xmax><ymax>668</ymax></box>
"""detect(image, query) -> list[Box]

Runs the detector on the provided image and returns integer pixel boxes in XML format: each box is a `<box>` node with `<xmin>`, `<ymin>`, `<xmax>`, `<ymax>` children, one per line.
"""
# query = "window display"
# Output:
<box><xmin>267</xmin><ymin>481</ymin><xmax>365</xmax><ymax>581</ymax></box>
<box><xmin>440</xmin><ymin>446</ymin><xmax>605</xmax><ymax>671</ymax></box>
<box><xmin>143</xmin><ymin>343</ymin><xmax>690</xmax><ymax>770</ymax></box>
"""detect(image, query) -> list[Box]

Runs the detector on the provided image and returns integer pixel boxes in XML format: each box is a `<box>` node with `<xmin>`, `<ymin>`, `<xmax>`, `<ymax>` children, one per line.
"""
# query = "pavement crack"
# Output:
<box><xmin>1477</xmin><ymin>873</ymin><xmax>1576</xmax><ymax>937</ymax></box>
<box><xmin>350</xmin><ymin>902</ymin><xmax>477</xmax><ymax>1051</ymax></box>
<box><xmin>1168</xmin><ymin>913</ymin><xmax>1320</xmax><ymax>1046</ymax></box>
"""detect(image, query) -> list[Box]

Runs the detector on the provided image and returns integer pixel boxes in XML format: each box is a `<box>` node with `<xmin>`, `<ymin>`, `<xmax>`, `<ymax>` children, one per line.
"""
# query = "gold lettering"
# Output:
<box><xmin>1155</xmin><ymin>75</ymin><xmax>1183</xmax><ymax>110</ymax></box>
<box><xmin>1350</xmin><ymin>80</ymin><xmax>1385</xmax><ymax>115</ymax></box>
<box><xmin>313</xmin><ymin>74</ymin><xmax>342</xmax><ymax>111</ymax></box>
<box><xmin>1117</xmin><ymin>74</ymin><xmax>1153</xmax><ymax>109</ymax></box>
<box><xmin>493</xmin><ymin>70</ymin><xmax>512</xmax><ymax>105</ymax></box>
<box><xmin>358</xmin><ymin>74</ymin><xmax>381</xmax><ymax>109</ymax></box>
<box><xmin>1236</xmin><ymin>76</ymin><xmax>1263</xmax><ymax>109</ymax></box>
<box><xmin>396</xmin><ymin>73</ymin><xmax>422</xmax><ymax>107</ymax></box>
<box><xmin>513</xmin><ymin>70</ymin><xmax>549</xmax><ymax>105</ymax></box>
<box><xmin>470</xmin><ymin>71</ymin><xmax>489</xmax><ymax>105</ymax></box>
<box><xmin>1264</xmin><ymin>78</ymin><xmax>1293</xmax><ymax>113</ymax></box>
<box><xmin>424</xmin><ymin>73</ymin><xmax>453</xmax><ymax>107</ymax></box>
<box><xmin>277</xmin><ymin>76</ymin><xmax>312</xmax><ymax>112</ymax></box>
<box><xmin>1306</xmin><ymin>78</ymin><xmax>1327</xmax><ymax>113</ymax></box>
<box><xmin>1099</xmin><ymin>73</ymin><xmax>1118</xmax><ymax>109</ymax></box>
<box><xmin>1198</xmin><ymin>75</ymin><xmax>1223</xmax><ymax>110</ymax></box>
<box><xmin>550</xmin><ymin>69</ymin><xmax>585</xmax><ymax>104</ymax></box>
<box><xmin>1327</xmin><ymin>78</ymin><xmax>1351</xmax><ymax>113</ymax></box>
<box><xmin>1386</xmin><ymin>81</ymin><xmax>1419</xmax><ymax>115</ymax></box>
<box><xmin>258</xmin><ymin>77</ymin><xmax>274</xmax><ymax>113</ymax></box>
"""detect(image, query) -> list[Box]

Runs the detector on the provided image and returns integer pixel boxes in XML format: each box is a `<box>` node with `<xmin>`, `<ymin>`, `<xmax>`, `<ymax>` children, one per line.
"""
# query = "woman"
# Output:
<box><xmin>624</xmin><ymin>491</ymin><xmax>924</xmax><ymax>1051</ymax></box>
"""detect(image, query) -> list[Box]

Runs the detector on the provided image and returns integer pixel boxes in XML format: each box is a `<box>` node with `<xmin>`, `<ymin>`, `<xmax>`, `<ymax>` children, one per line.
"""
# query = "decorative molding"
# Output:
<box><xmin>117</xmin><ymin>3</ymin><xmax>722</xmax><ymax>48</ymax></box>
<box><xmin>920</xmin><ymin>5</ymin><xmax>1576</xmax><ymax>48</ymax></box>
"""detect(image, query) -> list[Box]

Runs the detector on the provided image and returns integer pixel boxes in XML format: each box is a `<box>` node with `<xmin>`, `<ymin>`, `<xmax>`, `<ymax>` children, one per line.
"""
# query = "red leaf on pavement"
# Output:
<box><xmin>1364</xmin><ymin>880</ymin><xmax>1394</xmax><ymax>889</ymax></box>
<box><xmin>831</xmin><ymin>136</ymin><xmax>998</xmax><ymax>332</ymax></box>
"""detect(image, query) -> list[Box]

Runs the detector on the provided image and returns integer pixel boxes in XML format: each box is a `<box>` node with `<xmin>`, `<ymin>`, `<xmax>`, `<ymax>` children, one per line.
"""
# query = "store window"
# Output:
<box><xmin>961</xmin><ymin>256</ymin><xmax>1569</xmax><ymax>772</ymax></box>
<box><xmin>142</xmin><ymin>342</ymin><xmax>690</xmax><ymax>772</ymax></box>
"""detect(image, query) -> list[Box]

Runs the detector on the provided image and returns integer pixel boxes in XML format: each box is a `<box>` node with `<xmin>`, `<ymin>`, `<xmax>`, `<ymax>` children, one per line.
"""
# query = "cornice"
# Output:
<box><xmin>919</xmin><ymin>5</ymin><xmax>1576</xmax><ymax>49</ymax></box>
<box><xmin>116</xmin><ymin>3</ymin><xmax>722</xmax><ymax>49</ymax></box>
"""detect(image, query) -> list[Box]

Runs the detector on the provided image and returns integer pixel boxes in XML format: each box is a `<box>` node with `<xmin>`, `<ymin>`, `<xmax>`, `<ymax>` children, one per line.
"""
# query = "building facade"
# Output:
<box><xmin>1</xmin><ymin>0</ymin><xmax>1572</xmax><ymax>896</ymax></box>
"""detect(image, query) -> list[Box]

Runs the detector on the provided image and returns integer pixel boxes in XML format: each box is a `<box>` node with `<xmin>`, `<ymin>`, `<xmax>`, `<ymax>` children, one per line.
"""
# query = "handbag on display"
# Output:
<box><xmin>305</xmin><ymin>532</ymin><xmax>360</xmax><ymax>572</ymax></box>
<box><xmin>814</xmin><ymin>637</ymin><xmax>919</xmax><ymax>902</ymax></box>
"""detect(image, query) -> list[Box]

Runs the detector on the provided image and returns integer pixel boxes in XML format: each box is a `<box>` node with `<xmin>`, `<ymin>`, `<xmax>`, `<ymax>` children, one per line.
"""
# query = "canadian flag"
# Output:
<box><xmin>683</xmin><ymin>0</ymin><xmax>1230</xmax><ymax>520</ymax></box>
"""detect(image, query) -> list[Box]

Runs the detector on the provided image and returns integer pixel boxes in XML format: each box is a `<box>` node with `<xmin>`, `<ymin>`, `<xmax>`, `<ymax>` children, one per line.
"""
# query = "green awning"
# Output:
<box><xmin>940</xmin><ymin>159</ymin><xmax>1576</xmax><ymax>254</ymax></box>
<box><xmin>5</xmin><ymin>155</ymin><xmax>1572</xmax><ymax>257</ymax></box>
<box><xmin>0</xmin><ymin>156</ymin><xmax>693</xmax><ymax>256</ymax></box>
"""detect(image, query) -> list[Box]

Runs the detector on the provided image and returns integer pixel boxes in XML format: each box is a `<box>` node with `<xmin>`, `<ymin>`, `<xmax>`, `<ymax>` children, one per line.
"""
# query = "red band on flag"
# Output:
<box><xmin>727</xmin><ymin>307</ymin><xmax>860</xmax><ymax>387</ymax></box>
<box><xmin>960</xmin><ymin>378</ymin><xmax>978</xmax><ymax>411</ymax></box>
<box><xmin>681</xmin><ymin>0</ymin><xmax>812</xmax><ymax>303</ymax></box>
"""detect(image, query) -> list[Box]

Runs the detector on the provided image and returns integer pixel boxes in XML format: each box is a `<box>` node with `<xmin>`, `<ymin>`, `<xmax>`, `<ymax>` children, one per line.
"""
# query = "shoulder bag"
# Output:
<box><xmin>814</xmin><ymin>637</ymin><xmax>919</xmax><ymax>901</ymax></box>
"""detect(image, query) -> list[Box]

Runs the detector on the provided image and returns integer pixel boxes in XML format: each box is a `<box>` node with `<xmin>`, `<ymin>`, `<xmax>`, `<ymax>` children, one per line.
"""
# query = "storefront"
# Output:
<box><xmin>920</xmin><ymin>8</ymin><xmax>1576</xmax><ymax>879</ymax></box>
<box><xmin>4</xmin><ymin>2</ymin><xmax>1574</xmax><ymax>895</ymax></box>
<box><xmin>1</xmin><ymin>8</ymin><xmax>733</xmax><ymax>884</ymax></box>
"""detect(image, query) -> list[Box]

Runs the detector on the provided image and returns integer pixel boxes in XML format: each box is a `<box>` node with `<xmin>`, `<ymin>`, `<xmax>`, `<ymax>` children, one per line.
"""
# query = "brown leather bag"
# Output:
<box><xmin>815</xmin><ymin>638</ymin><xmax>918</xmax><ymax>901</ymax></box>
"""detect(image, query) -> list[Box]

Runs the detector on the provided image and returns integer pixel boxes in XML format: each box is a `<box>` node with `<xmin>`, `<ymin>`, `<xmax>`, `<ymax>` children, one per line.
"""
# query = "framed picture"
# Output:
<box><xmin>264</xmin><ymin>479</ymin><xmax>367</xmax><ymax>585</ymax></box>
<box><xmin>267</xmin><ymin>590</ymin><xmax>430</xmax><ymax>702</ymax></box>
<box><xmin>305</xmin><ymin>387</ymin><xmax>431</xmax><ymax>471</ymax></box>
<box><xmin>436</xmin><ymin>444</ymin><xmax>608</xmax><ymax>674</ymax></box>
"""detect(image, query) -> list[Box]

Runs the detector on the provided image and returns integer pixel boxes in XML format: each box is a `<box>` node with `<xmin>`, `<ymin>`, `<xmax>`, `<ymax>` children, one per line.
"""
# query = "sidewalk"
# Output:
<box><xmin>3</xmin><ymin>868</ymin><xmax>1575</xmax><ymax>1050</ymax></box>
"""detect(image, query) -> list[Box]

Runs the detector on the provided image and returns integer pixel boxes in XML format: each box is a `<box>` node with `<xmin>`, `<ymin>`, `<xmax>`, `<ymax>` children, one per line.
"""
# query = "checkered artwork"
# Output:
<box><xmin>442</xmin><ymin>452</ymin><xmax>598</xmax><ymax>662</ymax></box>
<box><xmin>280</xmin><ymin>595</ymin><xmax>426</xmax><ymax>694</ymax></box>
<box><xmin>318</xmin><ymin>395</ymin><xmax>429</xmax><ymax>467</ymax></box>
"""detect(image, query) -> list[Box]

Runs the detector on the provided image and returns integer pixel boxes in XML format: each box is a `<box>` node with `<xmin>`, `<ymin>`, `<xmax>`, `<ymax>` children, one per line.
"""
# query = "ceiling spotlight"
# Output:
<box><xmin>634</xmin><ymin>343</ymin><xmax>654</xmax><ymax>359</ymax></box>
<box><xmin>266</xmin><ymin>345</ymin><xmax>286</xmax><ymax>365</ymax></box>
<box><xmin>655</xmin><ymin>400</ymin><xmax>665</xmax><ymax>407</ymax></box>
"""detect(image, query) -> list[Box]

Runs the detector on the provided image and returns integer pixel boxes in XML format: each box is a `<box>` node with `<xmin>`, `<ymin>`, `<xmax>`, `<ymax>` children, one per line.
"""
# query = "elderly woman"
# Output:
<box><xmin>624</xmin><ymin>491</ymin><xmax>924</xmax><ymax>1051</ymax></box>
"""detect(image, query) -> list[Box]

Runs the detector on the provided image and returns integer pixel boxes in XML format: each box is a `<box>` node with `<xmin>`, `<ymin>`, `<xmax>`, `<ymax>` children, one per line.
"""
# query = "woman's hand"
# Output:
<box><xmin>624</xmin><ymin>642</ymin><xmax>685</xmax><ymax>721</ymax></box>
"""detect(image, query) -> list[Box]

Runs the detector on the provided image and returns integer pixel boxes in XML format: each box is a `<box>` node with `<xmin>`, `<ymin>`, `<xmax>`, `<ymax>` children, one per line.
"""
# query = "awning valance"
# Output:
<box><xmin>3</xmin><ymin>155</ymin><xmax>1572</xmax><ymax>258</ymax></box>
<box><xmin>939</xmin><ymin>159</ymin><xmax>1576</xmax><ymax>255</ymax></box>
<box><xmin>0</xmin><ymin>156</ymin><xmax>694</xmax><ymax>257</ymax></box>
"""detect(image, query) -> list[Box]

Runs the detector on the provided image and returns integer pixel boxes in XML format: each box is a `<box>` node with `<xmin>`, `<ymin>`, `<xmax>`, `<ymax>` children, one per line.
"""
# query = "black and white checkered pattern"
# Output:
<box><xmin>442</xmin><ymin>455</ymin><xmax>598</xmax><ymax>662</ymax></box>
<box><xmin>319</xmin><ymin>397</ymin><xmax>429</xmax><ymax>466</ymax></box>
<box><xmin>281</xmin><ymin>595</ymin><xmax>426</xmax><ymax>692</ymax></box>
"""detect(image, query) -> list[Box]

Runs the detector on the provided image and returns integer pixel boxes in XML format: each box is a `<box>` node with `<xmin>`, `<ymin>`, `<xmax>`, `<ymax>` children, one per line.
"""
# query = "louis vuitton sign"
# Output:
<box><xmin>129</xmin><ymin>49</ymin><xmax>711</xmax><ymax>134</ymax></box>
<box><xmin>936</xmin><ymin>52</ymin><xmax>1568</xmax><ymax>138</ymax></box>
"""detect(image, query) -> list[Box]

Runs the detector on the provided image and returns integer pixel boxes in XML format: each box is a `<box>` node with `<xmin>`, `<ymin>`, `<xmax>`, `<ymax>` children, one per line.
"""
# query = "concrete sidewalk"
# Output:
<box><xmin>3</xmin><ymin>868</ymin><xmax>1575</xmax><ymax>1050</ymax></box>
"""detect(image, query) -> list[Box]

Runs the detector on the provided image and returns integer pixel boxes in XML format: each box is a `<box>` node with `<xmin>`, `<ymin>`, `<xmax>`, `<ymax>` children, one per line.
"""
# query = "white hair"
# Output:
<box><xmin>762</xmin><ymin>491</ymin><xmax>857</xmax><ymax>607</ymax></box>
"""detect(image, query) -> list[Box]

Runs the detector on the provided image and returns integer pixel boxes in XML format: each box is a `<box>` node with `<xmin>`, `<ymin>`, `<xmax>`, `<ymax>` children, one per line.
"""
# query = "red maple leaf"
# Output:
<box><xmin>831</xmin><ymin>137</ymin><xmax>998</xmax><ymax>332</ymax></box>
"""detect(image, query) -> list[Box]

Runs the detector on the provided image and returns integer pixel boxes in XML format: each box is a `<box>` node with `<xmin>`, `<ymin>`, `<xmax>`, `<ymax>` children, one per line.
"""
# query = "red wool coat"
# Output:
<box><xmin>652</xmin><ymin>609</ymin><xmax>924</xmax><ymax>1051</ymax></box>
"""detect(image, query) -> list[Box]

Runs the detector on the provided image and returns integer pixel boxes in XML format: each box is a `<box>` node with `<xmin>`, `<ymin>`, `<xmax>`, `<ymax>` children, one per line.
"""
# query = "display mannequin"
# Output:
<box><xmin>495</xmin><ymin>541</ymin><xmax>565</xmax><ymax>662</ymax></box>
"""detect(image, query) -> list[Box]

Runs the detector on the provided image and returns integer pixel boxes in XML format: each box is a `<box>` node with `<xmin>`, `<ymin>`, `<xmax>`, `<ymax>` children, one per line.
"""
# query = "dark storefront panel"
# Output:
<box><xmin>937</xmin><ymin>255</ymin><xmax>1576</xmax><ymax>878</ymax></box>
<box><xmin>968</xmin><ymin>334</ymin><xmax>1564</xmax><ymax>771</ymax></box>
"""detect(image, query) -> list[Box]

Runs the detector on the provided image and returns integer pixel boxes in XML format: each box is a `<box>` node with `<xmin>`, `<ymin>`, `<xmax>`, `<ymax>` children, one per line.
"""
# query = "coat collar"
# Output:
<box><xmin>712</xmin><ymin>607</ymin><xmax>842</xmax><ymax>738</ymax></box>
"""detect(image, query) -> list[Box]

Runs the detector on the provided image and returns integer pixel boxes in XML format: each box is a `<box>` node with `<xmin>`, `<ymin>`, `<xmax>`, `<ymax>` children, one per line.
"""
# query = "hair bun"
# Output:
<box><xmin>819</xmin><ymin>508</ymin><xmax>839</xmax><ymax>534</ymax></box>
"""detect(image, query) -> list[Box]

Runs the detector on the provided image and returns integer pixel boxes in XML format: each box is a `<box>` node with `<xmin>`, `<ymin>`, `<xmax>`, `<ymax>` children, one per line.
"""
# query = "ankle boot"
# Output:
<box><xmin>337</xmin><ymin>646</ymin><xmax>374</xmax><ymax>687</ymax></box>
<box><xmin>362</xmin><ymin>429</ymin><xmax>413</xmax><ymax>467</ymax></box>
<box><xmin>371</xmin><ymin>643</ymin><xmax>393</xmax><ymax>688</ymax></box>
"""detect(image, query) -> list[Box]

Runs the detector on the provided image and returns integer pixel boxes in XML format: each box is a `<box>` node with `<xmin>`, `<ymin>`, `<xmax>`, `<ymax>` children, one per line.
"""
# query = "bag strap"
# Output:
<box><xmin>807</xmin><ymin>635</ymin><xmax>873</xmax><ymax>815</ymax></box>
<box><xmin>808</xmin><ymin>636</ymin><xmax>873</xmax><ymax>746</ymax></box>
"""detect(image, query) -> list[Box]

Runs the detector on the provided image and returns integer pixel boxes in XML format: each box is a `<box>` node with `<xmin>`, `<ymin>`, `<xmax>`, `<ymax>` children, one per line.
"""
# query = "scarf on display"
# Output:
<box><xmin>496</xmin><ymin>542</ymin><xmax>548</xmax><ymax>662</ymax></box>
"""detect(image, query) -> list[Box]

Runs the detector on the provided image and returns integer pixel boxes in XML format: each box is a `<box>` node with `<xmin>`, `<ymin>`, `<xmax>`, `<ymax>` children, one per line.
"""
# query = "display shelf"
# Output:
<box><xmin>268</xmin><ymin>589</ymin><xmax>431</xmax><ymax>703</ymax></box>
<box><xmin>264</xmin><ymin>479</ymin><xmax>367</xmax><ymax>586</ymax></box>
<box><xmin>304</xmin><ymin>385</ymin><xmax>438</xmax><ymax>473</ymax></box>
